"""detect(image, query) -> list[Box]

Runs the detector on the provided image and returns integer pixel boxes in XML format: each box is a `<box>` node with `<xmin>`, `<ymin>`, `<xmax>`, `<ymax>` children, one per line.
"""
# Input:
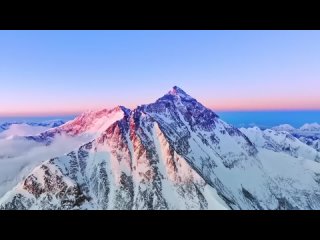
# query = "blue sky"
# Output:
<box><xmin>1</xmin><ymin>30</ymin><xmax>320</xmax><ymax>115</ymax></box>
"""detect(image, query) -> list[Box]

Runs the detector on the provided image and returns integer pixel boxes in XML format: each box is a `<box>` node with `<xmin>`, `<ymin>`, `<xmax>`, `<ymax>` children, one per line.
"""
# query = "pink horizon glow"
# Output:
<box><xmin>1</xmin><ymin>99</ymin><xmax>320</xmax><ymax>116</ymax></box>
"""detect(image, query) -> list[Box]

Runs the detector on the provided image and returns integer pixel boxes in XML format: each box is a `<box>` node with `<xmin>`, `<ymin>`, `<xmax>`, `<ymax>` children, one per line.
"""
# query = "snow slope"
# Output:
<box><xmin>0</xmin><ymin>133</ymin><xmax>90</xmax><ymax>198</ymax></box>
<box><xmin>272</xmin><ymin>123</ymin><xmax>320</xmax><ymax>152</ymax></box>
<box><xmin>26</xmin><ymin>106</ymin><xmax>129</xmax><ymax>145</ymax></box>
<box><xmin>0</xmin><ymin>108</ymin><xmax>132</xmax><ymax>200</ymax></box>
<box><xmin>241</xmin><ymin>127</ymin><xmax>320</xmax><ymax>162</ymax></box>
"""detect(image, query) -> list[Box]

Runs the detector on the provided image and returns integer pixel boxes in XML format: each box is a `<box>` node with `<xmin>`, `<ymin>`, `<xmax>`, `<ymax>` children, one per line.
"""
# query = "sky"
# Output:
<box><xmin>0</xmin><ymin>30</ymin><xmax>320</xmax><ymax>116</ymax></box>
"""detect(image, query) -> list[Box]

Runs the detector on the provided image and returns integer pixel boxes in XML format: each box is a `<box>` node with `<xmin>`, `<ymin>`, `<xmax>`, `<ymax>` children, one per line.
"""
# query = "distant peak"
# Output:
<box><xmin>272</xmin><ymin>124</ymin><xmax>295</xmax><ymax>132</ymax></box>
<box><xmin>300</xmin><ymin>122</ymin><xmax>320</xmax><ymax>131</ymax></box>
<box><xmin>77</xmin><ymin>106</ymin><xmax>130</xmax><ymax>120</ymax></box>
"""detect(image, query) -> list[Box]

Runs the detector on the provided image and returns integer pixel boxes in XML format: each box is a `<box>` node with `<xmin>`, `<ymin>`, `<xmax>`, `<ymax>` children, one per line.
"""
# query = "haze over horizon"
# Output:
<box><xmin>1</xmin><ymin>30</ymin><xmax>320</xmax><ymax>116</ymax></box>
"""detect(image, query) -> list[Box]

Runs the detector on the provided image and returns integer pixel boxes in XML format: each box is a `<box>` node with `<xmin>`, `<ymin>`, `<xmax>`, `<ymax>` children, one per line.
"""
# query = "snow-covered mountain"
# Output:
<box><xmin>0</xmin><ymin>111</ymin><xmax>128</xmax><ymax>199</ymax></box>
<box><xmin>299</xmin><ymin>137</ymin><xmax>320</xmax><ymax>152</ymax></box>
<box><xmin>2</xmin><ymin>87</ymin><xmax>320</xmax><ymax>210</ymax></box>
<box><xmin>0</xmin><ymin>120</ymin><xmax>66</xmax><ymax>140</ymax></box>
<box><xmin>0</xmin><ymin>120</ymin><xmax>65</xmax><ymax>133</ymax></box>
<box><xmin>272</xmin><ymin>123</ymin><xmax>320</xmax><ymax>152</ymax></box>
<box><xmin>300</xmin><ymin>123</ymin><xmax>320</xmax><ymax>132</ymax></box>
<box><xmin>240</xmin><ymin>127</ymin><xmax>320</xmax><ymax>162</ymax></box>
<box><xmin>26</xmin><ymin>107</ymin><xmax>128</xmax><ymax>145</ymax></box>
<box><xmin>271</xmin><ymin>124</ymin><xmax>295</xmax><ymax>132</ymax></box>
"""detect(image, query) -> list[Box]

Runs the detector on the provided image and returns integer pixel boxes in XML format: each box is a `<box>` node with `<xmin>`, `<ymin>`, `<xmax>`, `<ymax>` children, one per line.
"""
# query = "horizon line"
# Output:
<box><xmin>1</xmin><ymin>108</ymin><xmax>320</xmax><ymax>117</ymax></box>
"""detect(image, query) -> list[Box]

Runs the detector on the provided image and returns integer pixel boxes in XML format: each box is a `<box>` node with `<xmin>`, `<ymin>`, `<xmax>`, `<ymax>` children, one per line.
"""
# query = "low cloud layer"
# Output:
<box><xmin>0</xmin><ymin>134</ymin><xmax>90</xmax><ymax>197</ymax></box>
<box><xmin>0</xmin><ymin>124</ymin><xmax>50</xmax><ymax>139</ymax></box>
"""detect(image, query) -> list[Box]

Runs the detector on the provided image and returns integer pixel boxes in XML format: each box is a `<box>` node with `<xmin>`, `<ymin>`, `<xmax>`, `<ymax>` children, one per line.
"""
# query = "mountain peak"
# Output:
<box><xmin>112</xmin><ymin>105</ymin><xmax>131</xmax><ymax>116</ymax></box>
<box><xmin>167</xmin><ymin>86</ymin><xmax>193</xmax><ymax>100</ymax></box>
<box><xmin>300</xmin><ymin>122</ymin><xmax>320</xmax><ymax>131</ymax></box>
<box><xmin>272</xmin><ymin>124</ymin><xmax>295</xmax><ymax>132</ymax></box>
<box><xmin>111</xmin><ymin>105</ymin><xmax>128</xmax><ymax>112</ymax></box>
<box><xmin>168</xmin><ymin>86</ymin><xmax>186</xmax><ymax>95</ymax></box>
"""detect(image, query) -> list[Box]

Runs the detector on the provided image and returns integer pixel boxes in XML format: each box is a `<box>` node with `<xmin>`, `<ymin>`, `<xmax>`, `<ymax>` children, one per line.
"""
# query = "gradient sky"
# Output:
<box><xmin>1</xmin><ymin>30</ymin><xmax>320</xmax><ymax>116</ymax></box>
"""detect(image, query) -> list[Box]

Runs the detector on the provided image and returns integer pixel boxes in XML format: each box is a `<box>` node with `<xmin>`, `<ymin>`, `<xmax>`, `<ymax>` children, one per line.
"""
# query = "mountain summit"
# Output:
<box><xmin>167</xmin><ymin>86</ymin><xmax>193</xmax><ymax>99</ymax></box>
<box><xmin>1</xmin><ymin>87</ymin><xmax>320</xmax><ymax>210</ymax></box>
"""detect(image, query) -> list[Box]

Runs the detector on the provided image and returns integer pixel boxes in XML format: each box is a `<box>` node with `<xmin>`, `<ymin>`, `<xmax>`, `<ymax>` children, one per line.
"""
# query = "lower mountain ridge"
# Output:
<box><xmin>1</xmin><ymin>87</ymin><xmax>320</xmax><ymax>210</ymax></box>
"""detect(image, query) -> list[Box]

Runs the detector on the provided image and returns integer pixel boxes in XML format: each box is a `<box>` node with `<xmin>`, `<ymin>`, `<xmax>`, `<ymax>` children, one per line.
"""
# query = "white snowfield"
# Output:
<box><xmin>1</xmin><ymin>87</ymin><xmax>320</xmax><ymax>210</ymax></box>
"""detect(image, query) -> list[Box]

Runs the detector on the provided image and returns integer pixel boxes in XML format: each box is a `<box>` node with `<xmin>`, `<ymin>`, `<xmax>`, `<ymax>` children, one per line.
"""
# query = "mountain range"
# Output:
<box><xmin>1</xmin><ymin>86</ymin><xmax>320</xmax><ymax>210</ymax></box>
<box><xmin>0</xmin><ymin>120</ymin><xmax>65</xmax><ymax>140</ymax></box>
<box><xmin>271</xmin><ymin>124</ymin><xmax>320</xmax><ymax>152</ymax></box>
<box><xmin>0</xmin><ymin>120</ymin><xmax>65</xmax><ymax>132</ymax></box>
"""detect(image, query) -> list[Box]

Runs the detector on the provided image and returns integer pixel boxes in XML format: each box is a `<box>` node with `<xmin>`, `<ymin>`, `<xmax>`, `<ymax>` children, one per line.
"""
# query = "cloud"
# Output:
<box><xmin>0</xmin><ymin>134</ymin><xmax>90</xmax><ymax>198</ymax></box>
<box><xmin>0</xmin><ymin>124</ymin><xmax>50</xmax><ymax>139</ymax></box>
